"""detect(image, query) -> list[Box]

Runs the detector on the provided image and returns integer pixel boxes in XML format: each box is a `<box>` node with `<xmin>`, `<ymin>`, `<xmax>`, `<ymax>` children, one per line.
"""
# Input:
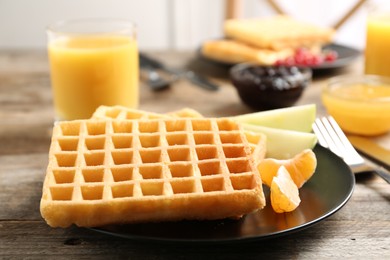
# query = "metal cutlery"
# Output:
<box><xmin>140</xmin><ymin>64</ymin><xmax>172</xmax><ymax>91</ymax></box>
<box><xmin>313</xmin><ymin>116</ymin><xmax>390</xmax><ymax>183</ymax></box>
<box><xmin>139</xmin><ymin>53</ymin><xmax>219</xmax><ymax>91</ymax></box>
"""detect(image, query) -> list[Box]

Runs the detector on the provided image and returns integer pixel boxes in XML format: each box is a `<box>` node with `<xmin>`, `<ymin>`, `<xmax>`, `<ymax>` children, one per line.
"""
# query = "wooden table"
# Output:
<box><xmin>1</xmin><ymin>50</ymin><xmax>389</xmax><ymax>258</ymax></box>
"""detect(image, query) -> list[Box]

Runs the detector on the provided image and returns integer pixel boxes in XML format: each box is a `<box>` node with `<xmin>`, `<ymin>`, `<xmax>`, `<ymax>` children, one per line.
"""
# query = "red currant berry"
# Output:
<box><xmin>324</xmin><ymin>50</ymin><xmax>338</xmax><ymax>62</ymax></box>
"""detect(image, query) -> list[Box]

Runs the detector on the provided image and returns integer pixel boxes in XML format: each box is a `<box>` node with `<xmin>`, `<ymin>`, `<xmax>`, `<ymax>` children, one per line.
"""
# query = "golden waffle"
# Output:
<box><xmin>201</xmin><ymin>39</ymin><xmax>294</xmax><ymax>65</ymax></box>
<box><xmin>92</xmin><ymin>105</ymin><xmax>171</xmax><ymax>120</ymax></box>
<box><xmin>92</xmin><ymin>106</ymin><xmax>204</xmax><ymax>120</ymax></box>
<box><xmin>40</xmin><ymin>118</ymin><xmax>265</xmax><ymax>227</ymax></box>
<box><xmin>166</xmin><ymin>108</ymin><xmax>204</xmax><ymax>119</ymax></box>
<box><xmin>92</xmin><ymin>105</ymin><xmax>266</xmax><ymax>162</ymax></box>
<box><xmin>224</xmin><ymin>16</ymin><xmax>335</xmax><ymax>50</ymax></box>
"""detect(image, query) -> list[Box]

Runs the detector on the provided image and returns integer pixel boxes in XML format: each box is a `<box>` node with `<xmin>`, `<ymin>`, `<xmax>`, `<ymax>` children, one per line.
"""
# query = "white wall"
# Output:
<box><xmin>0</xmin><ymin>0</ymin><xmax>378</xmax><ymax>51</ymax></box>
<box><xmin>0</xmin><ymin>0</ymin><xmax>173</xmax><ymax>50</ymax></box>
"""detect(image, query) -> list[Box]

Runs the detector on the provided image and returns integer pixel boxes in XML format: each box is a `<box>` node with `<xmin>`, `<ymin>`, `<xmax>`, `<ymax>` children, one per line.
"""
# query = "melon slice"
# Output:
<box><xmin>233</xmin><ymin>104</ymin><xmax>316</xmax><ymax>133</ymax></box>
<box><xmin>242</xmin><ymin>123</ymin><xmax>317</xmax><ymax>159</ymax></box>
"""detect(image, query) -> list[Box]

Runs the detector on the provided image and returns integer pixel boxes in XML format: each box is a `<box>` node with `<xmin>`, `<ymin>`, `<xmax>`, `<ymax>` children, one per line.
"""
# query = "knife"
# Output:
<box><xmin>139</xmin><ymin>53</ymin><xmax>219</xmax><ymax>91</ymax></box>
<box><xmin>347</xmin><ymin>135</ymin><xmax>390</xmax><ymax>170</ymax></box>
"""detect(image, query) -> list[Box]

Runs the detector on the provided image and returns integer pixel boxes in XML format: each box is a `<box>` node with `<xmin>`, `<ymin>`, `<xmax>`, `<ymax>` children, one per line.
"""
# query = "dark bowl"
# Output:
<box><xmin>230</xmin><ymin>63</ymin><xmax>312</xmax><ymax>110</ymax></box>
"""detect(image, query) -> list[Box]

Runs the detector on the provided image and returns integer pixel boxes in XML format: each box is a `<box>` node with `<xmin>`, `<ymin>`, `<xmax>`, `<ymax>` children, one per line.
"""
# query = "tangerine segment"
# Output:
<box><xmin>270</xmin><ymin>166</ymin><xmax>301</xmax><ymax>213</ymax></box>
<box><xmin>257</xmin><ymin>158</ymin><xmax>280</xmax><ymax>187</ymax></box>
<box><xmin>285</xmin><ymin>149</ymin><xmax>317</xmax><ymax>188</ymax></box>
<box><xmin>257</xmin><ymin>149</ymin><xmax>317</xmax><ymax>188</ymax></box>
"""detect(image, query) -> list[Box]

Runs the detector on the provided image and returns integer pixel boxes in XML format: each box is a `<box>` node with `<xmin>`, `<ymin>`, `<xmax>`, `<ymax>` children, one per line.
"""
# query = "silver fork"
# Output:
<box><xmin>313</xmin><ymin>116</ymin><xmax>390</xmax><ymax>184</ymax></box>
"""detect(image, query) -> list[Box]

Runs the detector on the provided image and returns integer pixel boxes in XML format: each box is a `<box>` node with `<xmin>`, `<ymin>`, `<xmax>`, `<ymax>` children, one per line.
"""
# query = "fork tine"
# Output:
<box><xmin>327</xmin><ymin>116</ymin><xmax>365</xmax><ymax>165</ymax></box>
<box><xmin>315</xmin><ymin>116</ymin><xmax>390</xmax><ymax>181</ymax></box>
<box><xmin>322</xmin><ymin>117</ymin><xmax>349</xmax><ymax>155</ymax></box>
<box><xmin>313</xmin><ymin>117</ymin><xmax>343</xmax><ymax>157</ymax></box>
<box><xmin>314</xmin><ymin>116</ymin><xmax>365</xmax><ymax>166</ymax></box>
<box><xmin>312</xmin><ymin>120</ymin><xmax>328</xmax><ymax>148</ymax></box>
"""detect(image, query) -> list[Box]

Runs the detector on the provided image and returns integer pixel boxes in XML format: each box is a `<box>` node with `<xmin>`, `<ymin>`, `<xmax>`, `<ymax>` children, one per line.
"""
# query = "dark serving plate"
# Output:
<box><xmin>198</xmin><ymin>43</ymin><xmax>361</xmax><ymax>72</ymax></box>
<box><xmin>90</xmin><ymin>145</ymin><xmax>355</xmax><ymax>244</ymax></box>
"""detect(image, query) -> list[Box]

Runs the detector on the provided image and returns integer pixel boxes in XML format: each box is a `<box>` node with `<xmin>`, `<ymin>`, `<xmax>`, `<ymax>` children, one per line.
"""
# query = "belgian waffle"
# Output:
<box><xmin>92</xmin><ymin>105</ymin><xmax>204</xmax><ymax>120</ymax></box>
<box><xmin>92</xmin><ymin>105</ymin><xmax>267</xmax><ymax>161</ymax></box>
<box><xmin>166</xmin><ymin>108</ymin><xmax>204</xmax><ymax>119</ymax></box>
<box><xmin>224</xmin><ymin>16</ymin><xmax>334</xmax><ymax>50</ymax></box>
<box><xmin>40</xmin><ymin>118</ymin><xmax>266</xmax><ymax>227</ymax></box>
<box><xmin>92</xmin><ymin>105</ymin><xmax>171</xmax><ymax>120</ymax></box>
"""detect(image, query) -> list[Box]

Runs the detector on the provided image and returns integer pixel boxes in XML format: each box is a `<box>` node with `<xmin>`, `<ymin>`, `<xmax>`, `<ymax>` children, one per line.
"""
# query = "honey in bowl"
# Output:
<box><xmin>322</xmin><ymin>75</ymin><xmax>390</xmax><ymax>136</ymax></box>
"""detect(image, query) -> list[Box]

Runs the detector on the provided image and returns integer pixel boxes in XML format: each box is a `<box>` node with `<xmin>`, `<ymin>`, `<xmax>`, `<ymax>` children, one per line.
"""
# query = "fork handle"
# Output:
<box><xmin>374</xmin><ymin>167</ymin><xmax>390</xmax><ymax>184</ymax></box>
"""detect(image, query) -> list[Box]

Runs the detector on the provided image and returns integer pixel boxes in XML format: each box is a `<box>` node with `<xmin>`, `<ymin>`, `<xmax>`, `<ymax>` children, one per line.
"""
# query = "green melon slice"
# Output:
<box><xmin>242</xmin><ymin>123</ymin><xmax>317</xmax><ymax>159</ymax></box>
<box><xmin>233</xmin><ymin>104</ymin><xmax>316</xmax><ymax>133</ymax></box>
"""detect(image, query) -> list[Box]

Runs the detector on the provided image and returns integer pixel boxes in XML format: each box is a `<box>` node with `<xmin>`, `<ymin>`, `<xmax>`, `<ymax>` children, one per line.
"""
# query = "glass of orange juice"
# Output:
<box><xmin>365</xmin><ymin>5</ymin><xmax>390</xmax><ymax>77</ymax></box>
<box><xmin>47</xmin><ymin>18</ymin><xmax>139</xmax><ymax>121</ymax></box>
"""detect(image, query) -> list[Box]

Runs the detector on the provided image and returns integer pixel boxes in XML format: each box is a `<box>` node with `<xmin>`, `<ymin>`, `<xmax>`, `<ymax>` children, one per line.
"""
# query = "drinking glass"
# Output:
<box><xmin>365</xmin><ymin>4</ymin><xmax>390</xmax><ymax>77</ymax></box>
<box><xmin>47</xmin><ymin>18</ymin><xmax>139</xmax><ymax>121</ymax></box>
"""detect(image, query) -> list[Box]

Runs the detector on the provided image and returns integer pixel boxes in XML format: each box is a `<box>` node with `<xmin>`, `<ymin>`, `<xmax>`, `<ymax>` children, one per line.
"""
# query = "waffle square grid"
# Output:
<box><xmin>41</xmin><ymin>118</ymin><xmax>265</xmax><ymax>227</ymax></box>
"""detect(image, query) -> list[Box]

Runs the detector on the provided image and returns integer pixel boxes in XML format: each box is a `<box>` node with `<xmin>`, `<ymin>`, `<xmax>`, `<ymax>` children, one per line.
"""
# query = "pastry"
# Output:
<box><xmin>224</xmin><ymin>15</ymin><xmax>334</xmax><ymax>50</ymax></box>
<box><xmin>201</xmin><ymin>39</ymin><xmax>294</xmax><ymax>65</ymax></box>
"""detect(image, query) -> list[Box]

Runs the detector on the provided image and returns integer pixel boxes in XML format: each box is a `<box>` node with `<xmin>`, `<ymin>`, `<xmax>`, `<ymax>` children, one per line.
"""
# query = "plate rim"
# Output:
<box><xmin>198</xmin><ymin>43</ymin><xmax>361</xmax><ymax>71</ymax></box>
<box><xmin>90</xmin><ymin>145</ymin><xmax>355</xmax><ymax>244</ymax></box>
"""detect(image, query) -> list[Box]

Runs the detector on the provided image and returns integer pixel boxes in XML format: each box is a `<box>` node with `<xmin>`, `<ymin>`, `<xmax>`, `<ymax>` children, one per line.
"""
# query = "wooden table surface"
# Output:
<box><xmin>1</xmin><ymin>50</ymin><xmax>389</xmax><ymax>259</ymax></box>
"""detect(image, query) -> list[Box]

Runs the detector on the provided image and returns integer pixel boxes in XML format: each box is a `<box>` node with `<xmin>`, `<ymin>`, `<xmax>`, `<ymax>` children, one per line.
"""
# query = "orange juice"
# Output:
<box><xmin>322</xmin><ymin>81</ymin><xmax>390</xmax><ymax>136</ymax></box>
<box><xmin>48</xmin><ymin>35</ymin><xmax>138</xmax><ymax>120</ymax></box>
<box><xmin>365</xmin><ymin>14</ymin><xmax>390</xmax><ymax>77</ymax></box>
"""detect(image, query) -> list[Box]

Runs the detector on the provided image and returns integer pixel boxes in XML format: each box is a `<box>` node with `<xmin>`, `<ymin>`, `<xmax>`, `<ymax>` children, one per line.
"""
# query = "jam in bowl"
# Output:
<box><xmin>230</xmin><ymin>63</ymin><xmax>312</xmax><ymax>110</ymax></box>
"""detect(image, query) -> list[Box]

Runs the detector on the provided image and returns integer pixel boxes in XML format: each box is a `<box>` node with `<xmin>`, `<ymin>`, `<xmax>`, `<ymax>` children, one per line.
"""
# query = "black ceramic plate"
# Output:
<box><xmin>90</xmin><ymin>145</ymin><xmax>355</xmax><ymax>243</ymax></box>
<box><xmin>308</xmin><ymin>44</ymin><xmax>361</xmax><ymax>70</ymax></box>
<box><xmin>199</xmin><ymin>43</ymin><xmax>361</xmax><ymax>71</ymax></box>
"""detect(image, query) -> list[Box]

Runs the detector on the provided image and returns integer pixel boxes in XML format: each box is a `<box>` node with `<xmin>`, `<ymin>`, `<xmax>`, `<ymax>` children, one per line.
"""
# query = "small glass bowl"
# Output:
<box><xmin>230</xmin><ymin>63</ymin><xmax>312</xmax><ymax>110</ymax></box>
<box><xmin>322</xmin><ymin>75</ymin><xmax>390</xmax><ymax>136</ymax></box>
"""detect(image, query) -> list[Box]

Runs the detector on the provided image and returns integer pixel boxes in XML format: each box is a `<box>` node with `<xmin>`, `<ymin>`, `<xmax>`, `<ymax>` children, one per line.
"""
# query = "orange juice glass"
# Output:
<box><xmin>365</xmin><ymin>11</ymin><xmax>390</xmax><ymax>77</ymax></box>
<box><xmin>47</xmin><ymin>18</ymin><xmax>138</xmax><ymax>120</ymax></box>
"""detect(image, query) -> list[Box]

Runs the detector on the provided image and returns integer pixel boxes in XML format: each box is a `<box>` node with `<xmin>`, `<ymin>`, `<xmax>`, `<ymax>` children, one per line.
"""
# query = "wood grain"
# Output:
<box><xmin>0</xmin><ymin>50</ymin><xmax>389</xmax><ymax>259</ymax></box>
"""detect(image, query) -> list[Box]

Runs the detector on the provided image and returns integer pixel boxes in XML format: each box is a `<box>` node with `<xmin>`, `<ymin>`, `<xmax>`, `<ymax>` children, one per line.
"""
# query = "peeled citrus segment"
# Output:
<box><xmin>257</xmin><ymin>149</ymin><xmax>317</xmax><ymax>188</ymax></box>
<box><xmin>271</xmin><ymin>166</ymin><xmax>301</xmax><ymax>213</ymax></box>
<box><xmin>257</xmin><ymin>158</ymin><xmax>281</xmax><ymax>187</ymax></box>
<box><xmin>285</xmin><ymin>149</ymin><xmax>317</xmax><ymax>188</ymax></box>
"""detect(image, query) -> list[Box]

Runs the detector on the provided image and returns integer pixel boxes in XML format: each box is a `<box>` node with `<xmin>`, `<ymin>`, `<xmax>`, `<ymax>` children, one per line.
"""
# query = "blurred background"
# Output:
<box><xmin>0</xmin><ymin>0</ymin><xmax>383</xmax><ymax>51</ymax></box>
